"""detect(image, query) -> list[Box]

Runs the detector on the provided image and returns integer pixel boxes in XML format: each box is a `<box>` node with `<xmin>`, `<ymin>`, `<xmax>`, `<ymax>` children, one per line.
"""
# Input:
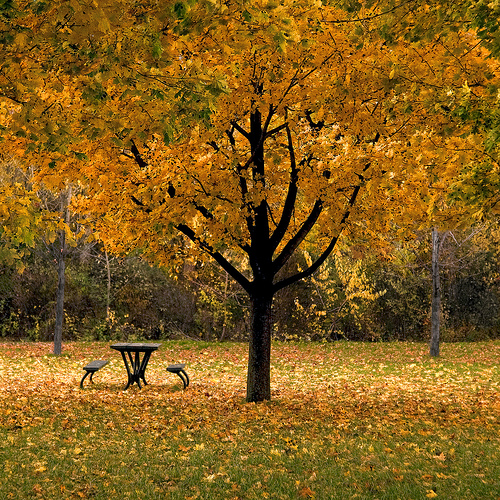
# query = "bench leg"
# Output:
<box><xmin>175</xmin><ymin>369</ymin><xmax>189</xmax><ymax>389</ymax></box>
<box><xmin>80</xmin><ymin>370</ymin><xmax>92</xmax><ymax>389</ymax></box>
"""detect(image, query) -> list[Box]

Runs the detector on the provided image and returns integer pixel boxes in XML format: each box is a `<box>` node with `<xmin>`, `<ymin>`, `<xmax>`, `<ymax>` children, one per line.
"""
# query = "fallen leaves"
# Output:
<box><xmin>298</xmin><ymin>485</ymin><xmax>315</xmax><ymax>498</ymax></box>
<box><xmin>0</xmin><ymin>340</ymin><xmax>499</xmax><ymax>499</ymax></box>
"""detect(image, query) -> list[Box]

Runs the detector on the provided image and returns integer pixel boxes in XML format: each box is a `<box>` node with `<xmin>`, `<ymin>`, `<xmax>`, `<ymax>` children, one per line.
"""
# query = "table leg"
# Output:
<box><xmin>121</xmin><ymin>351</ymin><xmax>135</xmax><ymax>390</ymax></box>
<box><xmin>114</xmin><ymin>347</ymin><xmax>158</xmax><ymax>390</ymax></box>
<box><xmin>130</xmin><ymin>350</ymin><xmax>144</xmax><ymax>389</ymax></box>
<box><xmin>138</xmin><ymin>351</ymin><xmax>153</xmax><ymax>386</ymax></box>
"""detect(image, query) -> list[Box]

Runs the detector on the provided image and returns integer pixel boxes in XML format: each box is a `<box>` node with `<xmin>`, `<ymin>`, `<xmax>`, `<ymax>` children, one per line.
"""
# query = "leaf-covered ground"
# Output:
<box><xmin>0</xmin><ymin>340</ymin><xmax>498</xmax><ymax>499</ymax></box>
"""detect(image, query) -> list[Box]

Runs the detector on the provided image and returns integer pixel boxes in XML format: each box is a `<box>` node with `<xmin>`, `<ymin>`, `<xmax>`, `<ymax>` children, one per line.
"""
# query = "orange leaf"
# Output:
<box><xmin>299</xmin><ymin>486</ymin><xmax>315</xmax><ymax>498</ymax></box>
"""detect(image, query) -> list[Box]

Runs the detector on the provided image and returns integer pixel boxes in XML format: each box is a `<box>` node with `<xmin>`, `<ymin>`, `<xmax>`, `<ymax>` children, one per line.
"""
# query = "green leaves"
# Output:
<box><xmin>173</xmin><ymin>1</ymin><xmax>188</xmax><ymax>19</ymax></box>
<box><xmin>469</xmin><ymin>0</ymin><xmax>500</xmax><ymax>57</ymax></box>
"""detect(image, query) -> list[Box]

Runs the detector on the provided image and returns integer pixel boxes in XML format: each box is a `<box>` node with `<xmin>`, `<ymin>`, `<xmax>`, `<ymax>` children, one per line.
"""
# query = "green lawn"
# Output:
<box><xmin>0</xmin><ymin>340</ymin><xmax>498</xmax><ymax>499</ymax></box>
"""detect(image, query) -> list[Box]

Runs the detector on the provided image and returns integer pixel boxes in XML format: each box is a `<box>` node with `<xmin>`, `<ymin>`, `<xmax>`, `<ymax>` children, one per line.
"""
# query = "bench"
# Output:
<box><xmin>80</xmin><ymin>360</ymin><xmax>109</xmax><ymax>388</ymax></box>
<box><xmin>167</xmin><ymin>363</ymin><xmax>189</xmax><ymax>389</ymax></box>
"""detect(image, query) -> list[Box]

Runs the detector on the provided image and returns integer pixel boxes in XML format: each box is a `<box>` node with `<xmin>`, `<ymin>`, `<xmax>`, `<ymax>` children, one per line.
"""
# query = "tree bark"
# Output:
<box><xmin>53</xmin><ymin>187</ymin><xmax>72</xmax><ymax>356</ymax></box>
<box><xmin>246</xmin><ymin>291</ymin><xmax>273</xmax><ymax>402</ymax></box>
<box><xmin>430</xmin><ymin>227</ymin><xmax>441</xmax><ymax>357</ymax></box>
<box><xmin>53</xmin><ymin>231</ymin><xmax>65</xmax><ymax>356</ymax></box>
<box><xmin>105</xmin><ymin>249</ymin><xmax>111</xmax><ymax>322</ymax></box>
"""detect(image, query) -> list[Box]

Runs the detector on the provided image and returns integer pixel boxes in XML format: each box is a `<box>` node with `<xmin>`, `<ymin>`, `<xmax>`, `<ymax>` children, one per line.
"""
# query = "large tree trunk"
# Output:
<box><xmin>246</xmin><ymin>292</ymin><xmax>273</xmax><ymax>402</ymax></box>
<box><xmin>430</xmin><ymin>227</ymin><xmax>441</xmax><ymax>357</ymax></box>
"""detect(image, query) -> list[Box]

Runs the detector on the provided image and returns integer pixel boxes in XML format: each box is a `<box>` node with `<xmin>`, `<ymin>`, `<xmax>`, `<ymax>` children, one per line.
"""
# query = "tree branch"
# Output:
<box><xmin>265</xmin><ymin>122</ymin><xmax>288</xmax><ymax>139</ymax></box>
<box><xmin>231</xmin><ymin>120</ymin><xmax>250</xmax><ymax>140</ymax></box>
<box><xmin>272</xmin><ymin>199</ymin><xmax>323</xmax><ymax>275</ymax></box>
<box><xmin>273</xmin><ymin>229</ymin><xmax>343</xmax><ymax>293</ymax></box>
<box><xmin>328</xmin><ymin>0</ymin><xmax>416</xmax><ymax>24</ymax></box>
<box><xmin>176</xmin><ymin>223</ymin><xmax>252</xmax><ymax>293</ymax></box>
<box><xmin>269</xmin><ymin>124</ymin><xmax>299</xmax><ymax>253</ymax></box>
<box><xmin>130</xmin><ymin>195</ymin><xmax>152</xmax><ymax>213</ymax></box>
<box><xmin>273</xmin><ymin>160</ymin><xmax>371</xmax><ymax>290</ymax></box>
<box><xmin>130</xmin><ymin>140</ymin><xmax>148</xmax><ymax>169</ymax></box>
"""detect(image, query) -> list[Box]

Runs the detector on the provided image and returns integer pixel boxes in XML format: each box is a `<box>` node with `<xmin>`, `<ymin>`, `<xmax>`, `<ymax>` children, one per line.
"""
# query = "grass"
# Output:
<box><xmin>0</xmin><ymin>340</ymin><xmax>498</xmax><ymax>499</ymax></box>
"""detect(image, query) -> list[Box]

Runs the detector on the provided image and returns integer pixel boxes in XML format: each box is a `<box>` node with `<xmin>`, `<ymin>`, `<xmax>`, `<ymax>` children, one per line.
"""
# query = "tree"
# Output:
<box><xmin>33</xmin><ymin>183</ymin><xmax>90</xmax><ymax>354</ymax></box>
<box><xmin>430</xmin><ymin>228</ymin><xmax>449</xmax><ymax>357</ymax></box>
<box><xmin>50</xmin><ymin>186</ymin><xmax>73</xmax><ymax>355</ymax></box>
<box><xmin>2</xmin><ymin>0</ymin><xmax>499</xmax><ymax>400</ymax></box>
<box><xmin>0</xmin><ymin>161</ymin><xmax>88</xmax><ymax>352</ymax></box>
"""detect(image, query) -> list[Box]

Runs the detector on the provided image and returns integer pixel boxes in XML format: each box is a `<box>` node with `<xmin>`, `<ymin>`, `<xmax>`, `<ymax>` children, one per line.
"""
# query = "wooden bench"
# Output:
<box><xmin>167</xmin><ymin>363</ymin><xmax>189</xmax><ymax>389</ymax></box>
<box><xmin>80</xmin><ymin>360</ymin><xmax>109</xmax><ymax>388</ymax></box>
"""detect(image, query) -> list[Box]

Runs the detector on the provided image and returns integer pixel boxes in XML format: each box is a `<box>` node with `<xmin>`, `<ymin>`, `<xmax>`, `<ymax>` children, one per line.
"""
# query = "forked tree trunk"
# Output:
<box><xmin>246</xmin><ymin>292</ymin><xmax>273</xmax><ymax>402</ymax></box>
<box><xmin>430</xmin><ymin>227</ymin><xmax>441</xmax><ymax>357</ymax></box>
<box><xmin>157</xmin><ymin>105</ymin><xmax>354</xmax><ymax>402</ymax></box>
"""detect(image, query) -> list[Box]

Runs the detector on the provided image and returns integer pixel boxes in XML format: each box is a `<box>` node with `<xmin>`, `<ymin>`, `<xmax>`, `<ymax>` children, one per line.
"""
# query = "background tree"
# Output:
<box><xmin>53</xmin><ymin>187</ymin><xmax>71</xmax><ymax>355</ymax></box>
<box><xmin>274</xmin><ymin>248</ymin><xmax>385</xmax><ymax>342</ymax></box>
<box><xmin>36</xmin><ymin>184</ymin><xmax>86</xmax><ymax>355</ymax></box>
<box><xmin>430</xmin><ymin>228</ymin><xmax>447</xmax><ymax>357</ymax></box>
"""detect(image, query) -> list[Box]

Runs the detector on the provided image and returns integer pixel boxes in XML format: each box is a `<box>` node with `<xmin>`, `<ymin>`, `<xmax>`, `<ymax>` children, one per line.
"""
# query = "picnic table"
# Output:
<box><xmin>110</xmin><ymin>343</ymin><xmax>161</xmax><ymax>390</ymax></box>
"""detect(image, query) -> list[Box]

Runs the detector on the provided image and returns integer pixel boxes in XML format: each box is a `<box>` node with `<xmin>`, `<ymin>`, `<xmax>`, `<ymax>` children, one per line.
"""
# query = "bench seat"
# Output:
<box><xmin>167</xmin><ymin>363</ymin><xmax>189</xmax><ymax>389</ymax></box>
<box><xmin>80</xmin><ymin>360</ymin><xmax>109</xmax><ymax>388</ymax></box>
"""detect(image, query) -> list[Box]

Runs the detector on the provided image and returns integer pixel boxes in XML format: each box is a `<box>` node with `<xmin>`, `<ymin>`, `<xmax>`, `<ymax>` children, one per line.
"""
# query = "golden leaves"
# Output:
<box><xmin>2</xmin><ymin>1</ymin><xmax>499</xmax><ymax>294</ymax></box>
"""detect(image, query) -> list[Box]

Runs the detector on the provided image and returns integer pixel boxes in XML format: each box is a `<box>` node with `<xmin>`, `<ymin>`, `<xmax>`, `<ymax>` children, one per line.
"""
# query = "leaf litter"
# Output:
<box><xmin>0</xmin><ymin>340</ymin><xmax>498</xmax><ymax>499</ymax></box>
